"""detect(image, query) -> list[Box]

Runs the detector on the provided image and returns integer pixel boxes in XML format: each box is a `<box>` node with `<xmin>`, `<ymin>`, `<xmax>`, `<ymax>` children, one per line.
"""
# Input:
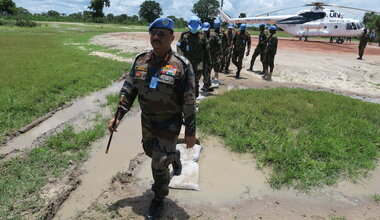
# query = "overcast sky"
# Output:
<box><xmin>13</xmin><ymin>0</ymin><xmax>380</xmax><ymax>21</ymax></box>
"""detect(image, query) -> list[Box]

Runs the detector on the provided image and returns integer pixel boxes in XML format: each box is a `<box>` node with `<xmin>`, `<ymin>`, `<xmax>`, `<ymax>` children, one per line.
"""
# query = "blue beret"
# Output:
<box><xmin>214</xmin><ymin>18</ymin><xmax>220</xmax><ymax>28</ymax></box>
<box><xmin>149</xmin><ymin>17</ymin><xmax>174</xmax><ymax>32</ymax></box>
<box><xmin>188</xmin><ymin>16</ymin><xmax>202</xmax><ymax>30</ymax></box>
<box><xmin>240</xmin><ymin>23</ymin><xmax>247</xmax><ymax>30</ymax></box>
<box><xmin>269</xmin><ymin>25</ymin><xmax>277</xmax><ymax>31</ymax></box>
<box><xmin>202</xmin><ymin>22</ymin><xmax>210</xmax><ymax>31</ymax></box>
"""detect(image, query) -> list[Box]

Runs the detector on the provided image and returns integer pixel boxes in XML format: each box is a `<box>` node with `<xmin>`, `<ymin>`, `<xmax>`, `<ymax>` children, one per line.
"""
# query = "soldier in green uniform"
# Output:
<box><xmin>248</xmin><ymin>23</ymin><xmax>267</xmax><ymax>74</ymax></box>
<box><xmin>108</xmin><ymin>18</ymin><xmax>196</xmax><ymax>220</ymax></box>
<box><xmin>203</xmin><ymin>19</ymin><xmax>223</xmax><ymax>84</ymax></box>
<box><xmin>177</xmin><ymin>16</ymin><xmax>210</xmax><ymax>96</ymax></box>
<box><xmin>232</xmin><ymin>23</ymin><xmax>251</xmax><ymax>78</ymax></box>
<box><xmin>262</xmin><ymin>25</ymin><xmax>278</xmax><ymax>81</ymax></box>
<box><xmin>217</xmin><ymin>20</ymin><xmax>229</xmax><ymax>77</ymax></box>
<box><xmin>357</xmin><ymin>28</ymin><xmax>370</xmax><ymax>60</ymax></box>
<box><xmin>224</xmin><ymin>23</ymin><xmax>235</xmax><ymax>73</ymax></box>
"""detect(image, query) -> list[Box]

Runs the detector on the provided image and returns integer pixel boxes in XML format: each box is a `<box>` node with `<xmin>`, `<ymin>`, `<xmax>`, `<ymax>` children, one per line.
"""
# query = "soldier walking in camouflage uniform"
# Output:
<box><xmin>263</xmin><ymin>25</ymin><xmax>278</xmax><ymax>81</ymax></box>
<box><xmin>248</xmin><ymin>24</ymin><xmax>267</xmax><ymax>74</ymax></box>
<box><xmin>232</xmin><ymin>24</ymin><xmax>251</xmax><ymax>78</ymax></box>
<box><xmin>224</xmin><ymin>23</ymin><xmax>235</xmax><ymax>73</ymax></box>
<box><xmin>203</xmin><ymin>19</ymin><xmax>223</xmax><ymax>84</ymax></box>
<box><xmin>357</xmin><ymin>28</ymin><xmax>370</xmax><ymax>60</ymax></box>
<box><xmin>108</xmin><ymin>18</ymin><xmax>196</xmax><ymax>220</ymax></box>
<box><xmin>177</xmin><ymin>16</ymin><xmax>210</xmax><ymax>97</ymax></box>
<box><xmin>218</xmin><ymin>21</ymin><xmax>229</xmax><ymax>76</ymax></box>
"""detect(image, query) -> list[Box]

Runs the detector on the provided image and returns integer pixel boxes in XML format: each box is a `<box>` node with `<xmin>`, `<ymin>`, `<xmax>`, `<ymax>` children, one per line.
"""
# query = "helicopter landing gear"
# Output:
<box><xmin>299</xmin><ymin>36</ymin><xmax>308</xmax><ymax>41</ymax></box>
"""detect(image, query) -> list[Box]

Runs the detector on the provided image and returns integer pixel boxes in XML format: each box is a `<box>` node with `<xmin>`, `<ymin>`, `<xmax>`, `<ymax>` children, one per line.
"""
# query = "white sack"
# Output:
<box><xmin>169</xmin><ymin>144</ymin><xmax>202</xmax><ymax>191</ymax></box>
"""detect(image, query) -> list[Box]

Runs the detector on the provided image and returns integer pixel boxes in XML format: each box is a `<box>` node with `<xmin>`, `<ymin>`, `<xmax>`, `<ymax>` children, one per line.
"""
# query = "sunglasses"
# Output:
<box><xmin>150</xmin><ymin>30</ymin><xmax>171</xmax><ymax>38</ymax></box>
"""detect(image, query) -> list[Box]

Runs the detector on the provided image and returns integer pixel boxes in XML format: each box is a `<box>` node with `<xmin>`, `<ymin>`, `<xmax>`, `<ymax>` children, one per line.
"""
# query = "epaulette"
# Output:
<box><xmin>180</xmin><ymin>31</ymin><xmax>190</xmax><ymax>38</ymax></box>
<box><xmin>135</xmin><ymin>50</ymin><xmax>150</xmax><ymax>59</ymax></box>
<box><xmin>198</xmin><ymin>32</ymin><xmax>206</xmax><ymax>38</ymax></box>
<box><xmin>172</xmin><ymin>52</ymin><xmax>190</xmax><ymax>66</ymax></box>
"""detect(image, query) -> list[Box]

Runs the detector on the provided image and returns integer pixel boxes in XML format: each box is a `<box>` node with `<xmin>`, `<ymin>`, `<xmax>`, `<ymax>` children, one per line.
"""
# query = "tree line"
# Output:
<box><xmin>0</xmin><ymin>0</ymin><xmax>220</xmax><ymax>28</ymax></box>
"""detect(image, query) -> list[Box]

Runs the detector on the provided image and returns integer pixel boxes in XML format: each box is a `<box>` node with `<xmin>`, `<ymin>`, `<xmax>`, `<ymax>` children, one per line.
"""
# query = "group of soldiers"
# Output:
<box><xmin>177</xmin><ymin>16</ymin><xmax>279</xmax><ymax>95</ymax></box>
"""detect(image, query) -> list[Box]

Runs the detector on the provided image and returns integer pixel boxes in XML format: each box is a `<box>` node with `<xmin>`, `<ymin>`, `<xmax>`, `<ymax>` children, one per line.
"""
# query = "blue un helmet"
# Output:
<box><xmin>240</xmin><ymin>23</ymin><xmax>247</xmax><ymax>31</ymax></box>
<box><xmin>148</xmin><ymin>17</ymin><xmax>174</xmax><ymax>32</ymax></box>
<box><xmin>269</xmin><ymin>25</ymin><xmax>277</xmax><ymax>31</ymax></box>
<box><xmin>202</xmin><ymin>22</ymin><xmax>210</xmax><ymax>31</ymax></box>
<box><xmin>228</xmin><ymin>23</ymin><xmax>234</xmax><ymax>29</ymax></box>
<box><xmin>213</xmin><ymin>18</ymin><xmax>221</xmax><ymax>29</ymax></box>
<box><xmin>188</xmin><ymin>16</ymin><xmax>202</xmax><ymax>33</ymax></box>
<box><xmin>259</xmin><ymin>23</ymin><xmax>265</xmax><ymax>29</ymax></box>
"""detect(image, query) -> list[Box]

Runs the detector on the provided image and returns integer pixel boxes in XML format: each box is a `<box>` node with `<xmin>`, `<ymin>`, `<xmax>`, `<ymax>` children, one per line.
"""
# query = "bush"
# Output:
<box><xmin>0</xmin><ymin>18</ymin><xmax>14</xmax><ymax>26</ymax></box>
<box><xmin>15</xmin><ymin>19</ymin><xmax>38</xmax><ymax>27</ymax></box>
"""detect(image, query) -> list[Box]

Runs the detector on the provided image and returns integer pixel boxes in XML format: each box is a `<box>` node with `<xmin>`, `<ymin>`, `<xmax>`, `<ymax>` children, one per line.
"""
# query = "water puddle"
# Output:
<box><xmin>0</xmin><ymin>81</ymin><xmax>123</xmax><ymax>161</ymax></box>
<box><xmin>134</xmin><ymin>135</ymin><xmax>271</xmax><ymax>206</ymax></box>
<box><xmin>54</xmin><ymin>111</ymin><xmax>144</xmax><ymax>220</ymax></box>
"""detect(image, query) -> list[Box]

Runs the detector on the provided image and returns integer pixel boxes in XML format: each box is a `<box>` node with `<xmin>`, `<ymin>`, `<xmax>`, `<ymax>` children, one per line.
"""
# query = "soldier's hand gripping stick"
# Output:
<box><xmin>105</xmin><ymin>95</ymin><xmax>125</xmax><ymax>154</ymax></box>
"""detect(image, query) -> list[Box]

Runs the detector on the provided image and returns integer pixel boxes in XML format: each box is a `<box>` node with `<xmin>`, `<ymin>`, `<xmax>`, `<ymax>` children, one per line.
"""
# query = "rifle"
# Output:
<box><xmin>105</xmin><ymin>95</ymin><xmax>125</xmax><ymax>154</ymax></box>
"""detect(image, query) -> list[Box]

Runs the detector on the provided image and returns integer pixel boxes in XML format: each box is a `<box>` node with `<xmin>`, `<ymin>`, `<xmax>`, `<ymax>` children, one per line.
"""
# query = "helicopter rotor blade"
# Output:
<box><xmin>335</xmin><ymin>7</ymin><xmax>359</xmax><ymax>15</ymax></box>
<box><xmin>323</xmin><ymin>4</ymin><xmax>380</xmax><ymax>14</ymax></box>
<box><xmin>254</xmin><ymin>6</ymin><xmax>303</xmax><ymax>17</ymax></box>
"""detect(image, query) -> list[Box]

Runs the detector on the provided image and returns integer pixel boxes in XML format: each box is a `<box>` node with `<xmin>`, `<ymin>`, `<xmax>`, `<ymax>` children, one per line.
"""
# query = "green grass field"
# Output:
<box><xmin>0</xmin><ymin>22</ymin><xmax>136</xmax><ymax>144</ymax></box>
<box><xmin>197</xmin><ymin>88</ymin><xmax>380</xmax><ymax>190</ymax></box>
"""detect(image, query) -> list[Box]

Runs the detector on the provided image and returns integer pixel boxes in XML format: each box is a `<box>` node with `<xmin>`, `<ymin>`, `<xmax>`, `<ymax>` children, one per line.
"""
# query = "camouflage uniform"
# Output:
<box><xmin>225</xmin><ymin>29</ymin><xmax>235</xmax><ymax>71</ymax></box>
<box><xmin>118</xmin><ymin>50</ymin><xmax>196</xmax><ymax>201</ymax></box>
<box><xmin>263</xmin><ymin>33</ymin><xmax>278</xmax><ymax>78</ymax></box>
<box><xmin>232</xmin><ymin>30</ymin><xmax>251</xmax><ymax>75</ymax></box>
<box><xmin>358</xmin><ymin>32</ymin><xmax>370</xmax><ymax>59</ymax></box>
<box><xmin>249</xmin><ymin>30</ymin><xmax>267</xmax><ymax>71</ymax></box>
<box><xmin>219</xmin><ymin>29</ymin><xmax>229</xmax><ymax>71</ymax></box>
<box><xmin>177</xmin><ymin>31</ymin><xmax>210</xmax><ymax>97</ymax></box>
<box><xmin>204</xmin><ymin>29</ymin><xmax>222</xmax><ymax>79</ymax></box>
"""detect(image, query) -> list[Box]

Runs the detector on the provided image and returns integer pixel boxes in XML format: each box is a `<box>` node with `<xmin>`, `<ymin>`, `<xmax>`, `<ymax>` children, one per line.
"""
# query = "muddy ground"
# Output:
<box><xmin>3</xmin><ymin>32</ymin><xmax>380</xmax><ymax>219</ymax></box>
<box><xmin>74</xmin><ymin>32</ymin><xmax>380</xmax><ymax>219</ymax></box>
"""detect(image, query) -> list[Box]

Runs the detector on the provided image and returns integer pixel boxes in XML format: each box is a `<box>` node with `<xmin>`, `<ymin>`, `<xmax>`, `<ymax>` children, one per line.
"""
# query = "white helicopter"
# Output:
<box><xmin>219</xmin><ymin>2</ymin><xmax>380</xmax><ymax>42</ymax></box>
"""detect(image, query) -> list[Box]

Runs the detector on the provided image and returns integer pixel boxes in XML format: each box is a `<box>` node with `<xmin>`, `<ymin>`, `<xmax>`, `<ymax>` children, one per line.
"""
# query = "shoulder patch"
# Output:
<box><xmin>172</xmin><ymin>52</ymin><xmax>190</xmax><ymax>66</ymax></box>
<box><xmin>135</xmin><ymin>50</ymin><xmax>150</xmax><ymax>59</ymax></box>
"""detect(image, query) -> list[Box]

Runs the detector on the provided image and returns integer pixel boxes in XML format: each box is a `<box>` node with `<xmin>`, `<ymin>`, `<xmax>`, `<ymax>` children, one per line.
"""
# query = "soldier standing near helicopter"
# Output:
<box><xmin>262</xmin><ymin>25</ymin><xmax>278</xmax><ymax>81</ymax></box>
<box><xmin>232</xmin><ymin>23</ymin><xmax>251</xmax><ymax>79</ymax></box>
<box><xmin>357</xmin><ymin>28</ymin><xmax>370</xmax><ymax>60</ymax></box>
<box><xmin>248</xmin><ymin>23</ymin><xmax>267</xmax><ymax>74</ymax></box>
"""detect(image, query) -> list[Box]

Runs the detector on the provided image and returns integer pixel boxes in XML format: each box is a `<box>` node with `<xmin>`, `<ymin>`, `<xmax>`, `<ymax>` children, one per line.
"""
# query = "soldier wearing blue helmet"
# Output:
<box><xmin>108</xmin><ymin>17</ymin><xmax>197</xmax><ymax>219</ymax></box>
<box><xmin>224</xmin><ymin>23</ymin><xmax>236</xmax><ymax>73</ymax></box>
<box><xmin>177</xmin><ymin>16</ymin><xmax>211</xmax><ymax>96</ymax></box>
<box><xmin>262</xmin><ymin>25</ymin><xmax>278</xmax><ymax>81</ymax></box>
<box><xmin>203</xmin><ymin>18</ymin><xmax>227</xmax><ymax>85</ymax></box>
<box><xmin>248</xmin><ymin>23</ymin><xmax>267</xmax><ymax>74</ymax></box>
<box><xmin>232</xmin><ymin>23</ymin><xmax>251</xmax><ymax>78</ymax></box>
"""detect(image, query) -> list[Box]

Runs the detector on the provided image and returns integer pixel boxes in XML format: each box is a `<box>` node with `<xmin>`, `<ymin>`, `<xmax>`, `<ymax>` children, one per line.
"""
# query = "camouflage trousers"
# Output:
<box><xmin>264</xmin><ymin>53</ymin><xmax>276</xmax><ymax>73</ymax></box>
<box><xmin>250</xmin><ymin>46</ymin><xmax>266</xmax><ymax>69</ymax></box>
<box><xmin>358</xmin><ymin>46</ymin><xmax>366</xmax><ymax>57</ymax></box>
<box><xmin>232</xmin><ymin>49</ymin><xmax>245</xmax><ymax>70</ymax></box>
<box><xmin>193</xmin><ymin>63</ymin><xmax>209</xmax><ymax>97</ymax></box>
<box><xmin>204</xmin><ymin>59</ymin><xmax>220</xmax><ymax>80</ymax></box>
<box><xmin>141</xmin><ymin>112</ymin><xmax>182</xmax><ymax>201</ymax></box>
<box><xmin>225</xmin><ymin>47</ymin><xmax>233</xmax><ymax>70</ymax></box>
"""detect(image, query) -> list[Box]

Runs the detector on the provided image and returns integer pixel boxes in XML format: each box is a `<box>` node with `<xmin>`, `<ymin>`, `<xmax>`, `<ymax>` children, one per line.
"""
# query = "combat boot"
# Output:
<box><xmin>172</xmin><ymin>150</ymin><xmax>182</xmax><ymax>176</ymax></box>
<box><xmin>145</xmin><ymin>199</ymin><xmax>164</xmax><ymax>220</ymax></box>
<box><xmin>235</xmin><ymin>69</ymin><xmax>241</xmax><ymax>78</ymax></box>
